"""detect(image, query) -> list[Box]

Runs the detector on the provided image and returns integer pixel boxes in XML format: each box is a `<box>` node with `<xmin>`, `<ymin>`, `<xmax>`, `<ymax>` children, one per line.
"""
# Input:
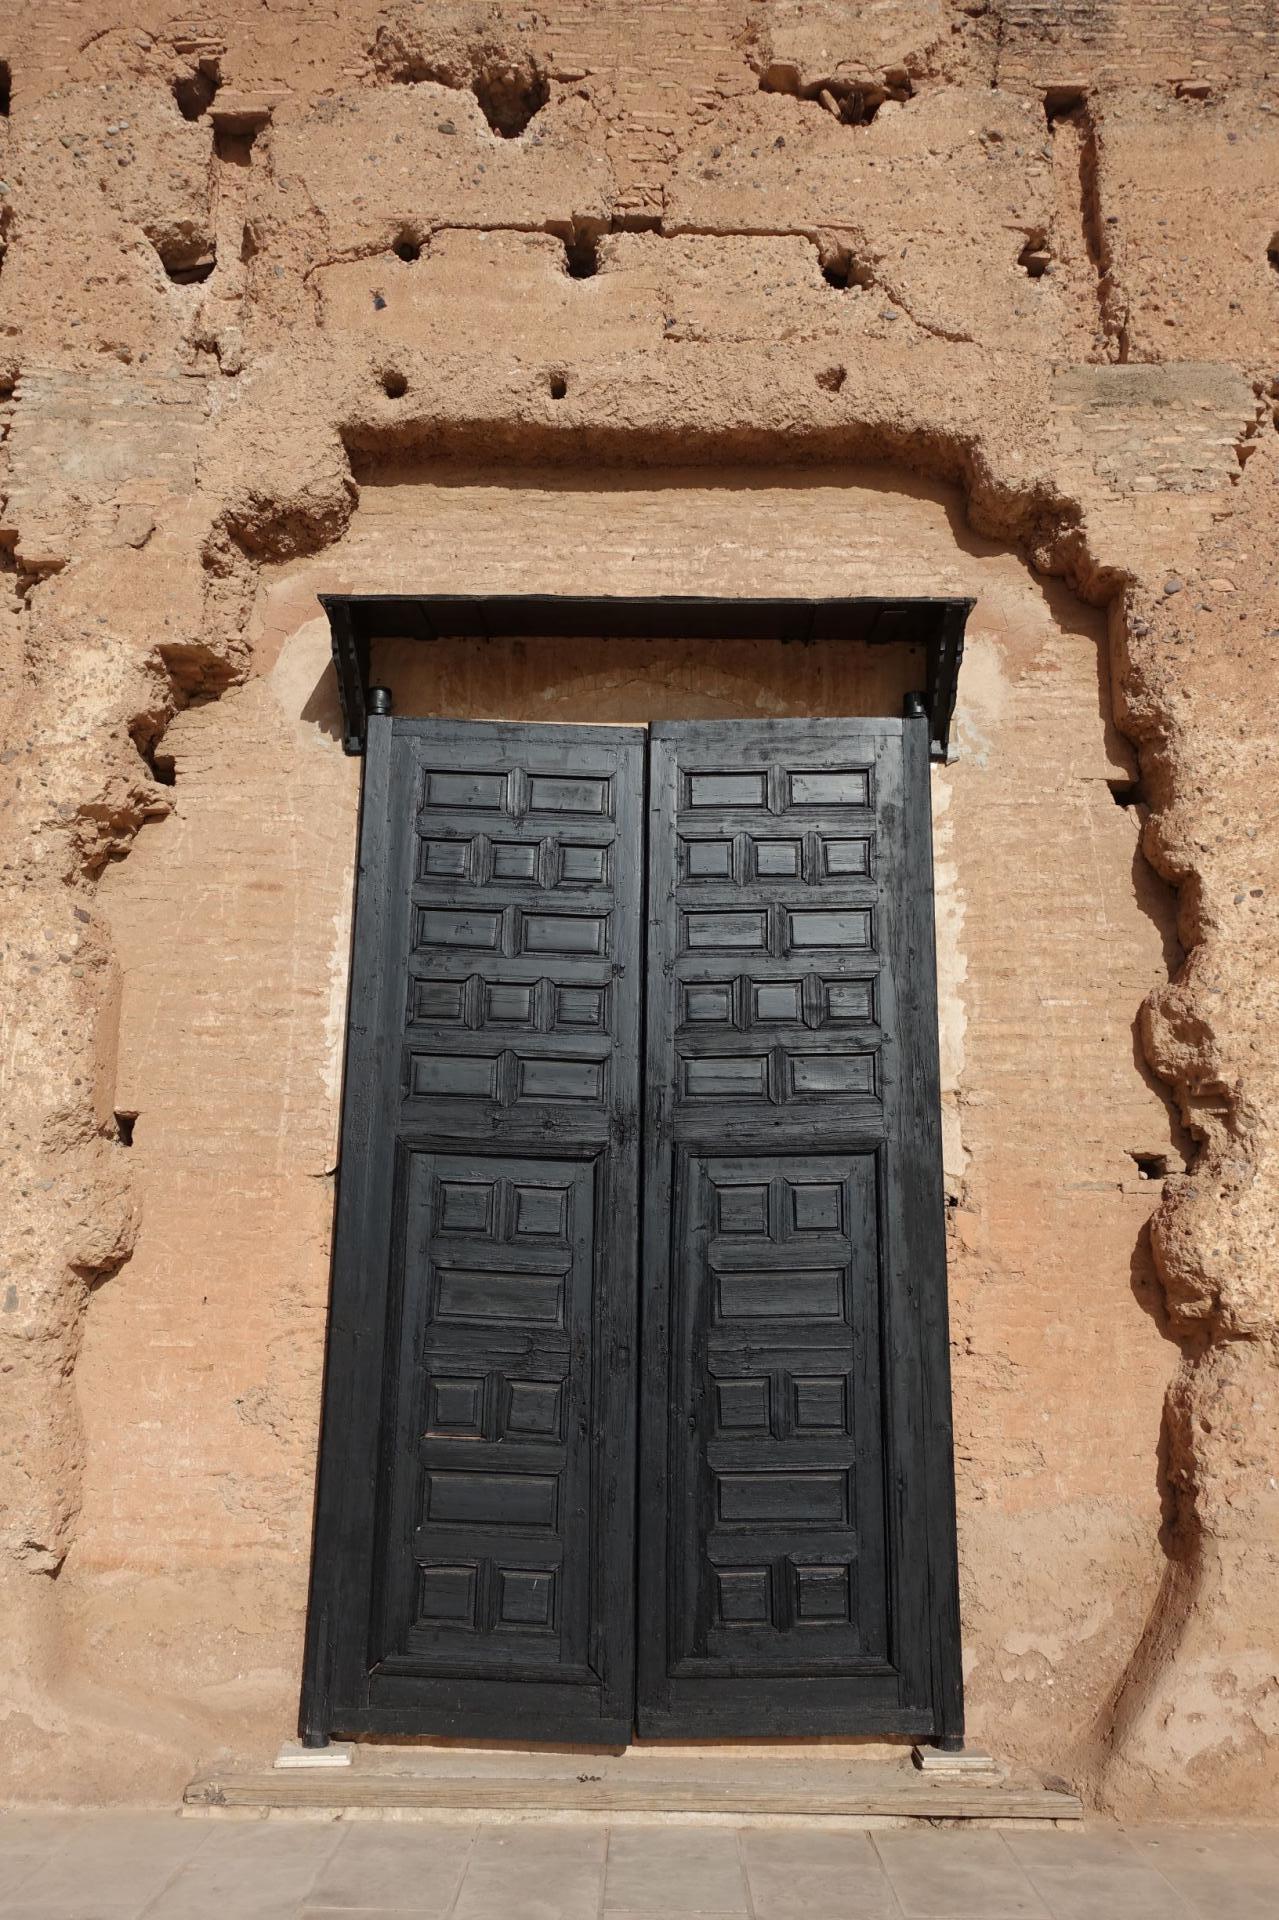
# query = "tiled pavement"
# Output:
<box><xmin>0</xmin><ymin>1813</ymin><xmax>1277</xmax><ymax>1919</ymax></box>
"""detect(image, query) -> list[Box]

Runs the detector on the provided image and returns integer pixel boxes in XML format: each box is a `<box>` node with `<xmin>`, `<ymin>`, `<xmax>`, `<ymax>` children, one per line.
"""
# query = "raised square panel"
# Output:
<box><xmin>788</xmin><ymin>1052</ymin><xmax>876</xmax><ymax>1097</ymax></box>
<box><xmin>683</xmin><ymin>1054</ymin><xmax>769</xmax><ymax>1101</ymax></box>
<box><xmin>424</xmin><ymin>769</ymin><xmax>508</xmax><ymax>811</ymax></box>
<box><xmin>426</xmin><ymin>1470</ymin><xmax>559</xmax><ymax>1529</ymax></box>
<box><xmin>418</xmin><ymin>837</ymin><xmax>473</xmax><ymax>880</ymax></box>
<box><xmin>717</xmin><ymin>1471</ymin><xmax>847</xmax><ymax>1526</ymax></box>
<box><xmin>716</xmin><ymin>1378</ymin><xmax>771</xmax><ymax>1431</ymax></box>
<box><xmin>716</xmin><ymin>1566</ymin><xmax>772</xmax><ymax>1625</ymax></box>
<box><xmin>787</xmin><ymin>909</ymin><xmax>871</xmax><ymax>951</ymax></box>
<box><xmin>408</xmin><ymin>978</ymin><xmax>467</xmax><ymax>1025</ymax></box>
<box><xmin>425</xmin><ymin>1376</ymin><xmax>484</xmax><ymax>1436</ymax></box>
<box><xmin>512</xmin><ymin>1183</ymin><xmax>569</xmax><ymax>1237</ymax></box>
<box><xmin>557</xmin><ymin>843</ymin><xmax>609</xmax><ymax>885</ymax></box>
<box><xmin>684</xmin><ymin>910</ymin><xmax>769</xmax><ymax>952</ymax></box>
<box><xmin>417</xmin><ymin>1563</ymin><xmax>477</xmax><ymax>1625</ymax></box>
<box><xmin>686</xmin><ymin>771</ymin><xmax>768</xmax><ymax>810</ymax></box>
<box><xmin>751</xmin><ymin>838</ymin><xmax>801</xmax><ymax>879</ymax></box>
<box><xmin>521</xmin><ymin>911</ymin><xmax>608</xmax><ymax>955</ymax></box>
<box><xmin>751</xmin><ymin>980</ymin><xmax>803</xmax><ymax>1025</ymax></box>
<box><xmin>554</xmin><ymin>985</ymin><xmax>607</xmax><ymax>1029</ymax></box>
<box><xmin>417</xmin><ymin>907</ymin><xmax>503</xmax><ymax>952</ymax></box>
<box><xmin>682</xmin><ymin>838</ymin><xmax>733</xmax><ymax>879</ymax></box>
<box><xmin>824</xmin><ymin>979</ymin><xmax>876</xmax><ymax>1024</ymax></box>
<box><xmin>498</xmin><ymin>1566</ymin><xmax>556</xmax><ymax>1628</ymax></box>
<box><xmin>438</xmin><ymin>1180</ymin><xmax>495</xmax><ymax>1234</ymax></box>
<box><xmin>484</xmin><ymin>982</ymin><xmax>536</xmax><ymax>1026</ymax></box>
<box><xmin>410</xmin><ymin>1053</ymin><xmax>499</xmax><ymax>1100</ymax></box>
<box><xmin>682</xmin><ymin>983</ymin><xmax>735</xmax><ymax>1026</ymax></box>
<box><xmin>790</xmin><ymin>1181</ymin><xmax>843</xmax><ymax>1232</ymax></box>
<box><xmin>517</xmin><ymin>1056</ymin><xmax>604</xmax><ymax>1102</ymax></box>
<box><xmin>492</xmin><ymin>841</ymin><xmax>539</xmax><ymax>882</ymax></box>
<box><xmin>435</xmin><ymin>1267</ymin><xmax>565</xmax><ymax>1327</ymax></box>
<box><xmin>716</xmin><ymin>1267</ymin><xmax>845</xmax><ymax>1321</ymax></box>
<box><xmin>793</xmin><ymin>1561</ymin><xmax>852</xmax><ymax>1623</ymax></box>
<box><xmin>716</xmin><ymin>1183</ymin><xmax>769</xmax><ymax>1234</ymax></box>
<box><xmin>822</xmin><ymin>836</ymin><xmax>872</xmax><ymax>877</ymax></box>
<box><xmin>793</xmin><ymin>1376</ymin><xmax>849</xmax><ymax>1432</ymax></box>
<box><xmin>787</xmin><ymin>768</ymin><xmax>870</xmax><ymax>809</ymax></box>
<box><xmin>505</xmin><ymin>1379</ymin><xmax>563</xmax><ymax>1438</ymax></box>
<box><xmin>528</xmin><ymin>774</ymin><xmax>610</xmax><ymax>815</ymax></box>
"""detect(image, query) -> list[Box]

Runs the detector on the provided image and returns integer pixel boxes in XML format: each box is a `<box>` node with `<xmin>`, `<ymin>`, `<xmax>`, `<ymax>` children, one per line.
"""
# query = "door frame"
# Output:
<box><xmin>301</xmin><ymin>594</ymin><xmax>972</xmax><ymax>1751</ymax></box>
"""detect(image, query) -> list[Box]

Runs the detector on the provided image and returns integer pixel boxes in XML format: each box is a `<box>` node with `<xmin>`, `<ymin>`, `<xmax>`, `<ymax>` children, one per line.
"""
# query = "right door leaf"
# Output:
<box><xmin>638</xmin><ymin>717</ymin><xmax>962</xmax><ymax>1742</ymax></box>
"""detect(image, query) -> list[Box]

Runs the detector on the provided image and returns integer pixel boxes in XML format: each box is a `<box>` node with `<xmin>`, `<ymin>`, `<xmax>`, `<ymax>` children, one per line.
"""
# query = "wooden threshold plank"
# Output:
<box><xmin>184</xmin><ymin>1772</ymin><xmax>1082</xmax><ymax>1821</ymax></box>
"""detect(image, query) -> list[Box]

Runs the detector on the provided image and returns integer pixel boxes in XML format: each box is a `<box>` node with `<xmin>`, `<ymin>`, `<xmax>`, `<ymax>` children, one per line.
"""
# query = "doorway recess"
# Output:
<box><xmin>301</xmin><ymin>594</ymin><xmax>973</xmax><ymax>1755</ymax></box>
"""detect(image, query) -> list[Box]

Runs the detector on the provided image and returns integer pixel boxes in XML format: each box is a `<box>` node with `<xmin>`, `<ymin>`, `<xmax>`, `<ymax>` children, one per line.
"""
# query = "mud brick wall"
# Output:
<box><xmin>0</xmin><ymin>2</ymin><xmax>1275</xmax><ymax>1816</ymax></box>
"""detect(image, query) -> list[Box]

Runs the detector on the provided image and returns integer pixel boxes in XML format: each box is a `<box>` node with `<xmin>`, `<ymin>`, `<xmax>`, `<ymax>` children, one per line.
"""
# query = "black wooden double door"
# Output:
<box><xmin>302</xmin><ymin>716</ymin><xmax>961</xmax><ymax>1747</ymax></box>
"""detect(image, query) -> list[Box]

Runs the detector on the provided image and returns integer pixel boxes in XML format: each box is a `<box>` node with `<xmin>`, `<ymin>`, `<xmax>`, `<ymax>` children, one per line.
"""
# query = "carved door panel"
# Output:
<box><xmin>303</xmin><ymin>719</ymin><xmax>644</xmax><ymax>1743</ymax></box>
<box><xmin>636</xmin><ymin>718</ymin><xmax>961</xmax><ymax>1740</ymax></box>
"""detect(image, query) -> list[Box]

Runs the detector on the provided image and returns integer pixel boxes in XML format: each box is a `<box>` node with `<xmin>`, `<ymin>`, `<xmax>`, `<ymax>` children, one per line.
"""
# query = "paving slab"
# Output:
<box><xmin>742</xmin><ymin>1826</ymin><xmax>900</xmax><ymax>1919</ymax></box>
<box><xmin>1124</xmin><ymin>1827</ymin><xmax>1279</xmax><ymax>1919</ymax></box>
<box><xmin>450</xmin><ymin>1823</ymin><xmax>605</xmax><ymax>1920</ymax></box>
<box><xmin>138</xmin><ymin>1818</ymin><xmax>344</xmax><ymax>1920</ymax></box>
<box><xmin>0</xmin><ymin>1817</ymin><xmax>83</xmax><ymax>1904</ymax></box>
<box><xmin>304</xmin><ymin>1820</ymin><xmax>475</xmax><ymax>1913</ymax></box>
<box><xmin>873</xmin><ymin>1830</ymin><xmax>1050</xmax><ymax>1918</ymax></box>
<box><xmin>604</xmin><ymin>1826</ymin><xmax>748</xmax><ymax>1912</ymax></box>
<box><xmin>0</xmin><ymin>1813</ymin><xmax>209</xmax><ymax>1919</ymax></box>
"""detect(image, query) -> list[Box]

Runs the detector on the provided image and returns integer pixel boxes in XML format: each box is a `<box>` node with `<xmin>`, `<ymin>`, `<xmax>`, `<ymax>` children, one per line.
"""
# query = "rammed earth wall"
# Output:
<box><xmin>0</xmin><ymin>1</ymin><xmax>1275</xmax><ymax>1817</ymax></box>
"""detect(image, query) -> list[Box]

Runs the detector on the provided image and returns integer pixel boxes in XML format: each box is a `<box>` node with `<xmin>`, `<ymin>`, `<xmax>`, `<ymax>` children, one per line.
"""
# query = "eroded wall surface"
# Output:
<box><xmin>0</xmin><ymin>3</ymin><xmax>1276</xmax><ymax>1815</ymax></box>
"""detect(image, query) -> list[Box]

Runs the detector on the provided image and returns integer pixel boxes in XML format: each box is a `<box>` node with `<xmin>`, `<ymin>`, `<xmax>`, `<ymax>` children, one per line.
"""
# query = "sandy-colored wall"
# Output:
<box><xmin>68</xmin><ymin>469</ymin><xmax>1177</xmax><ymax>1801</ymax></box>
<box><xmin>0</xmin><ymin>0</ymin><xmax>1275</xmax><ymax>1821</ymax></box>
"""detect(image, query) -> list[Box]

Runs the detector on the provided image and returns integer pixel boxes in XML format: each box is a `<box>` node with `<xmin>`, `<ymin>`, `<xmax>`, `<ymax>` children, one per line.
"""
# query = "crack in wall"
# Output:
<box><xmin>1044</xmin><ymin>92</ymin><xmax>1129</xmax><ymax>364</ymax></box>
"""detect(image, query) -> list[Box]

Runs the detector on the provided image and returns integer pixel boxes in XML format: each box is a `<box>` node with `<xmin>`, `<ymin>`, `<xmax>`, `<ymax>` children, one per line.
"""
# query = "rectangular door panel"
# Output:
<box><xmin>638</xmin><ymin>717</ymin><xmax>961</xmax><ymax>1741</ymax></box>
<box><xmin>303</xmin><ymin>719</ymin><xmax>644</xmax><ymax>1744</ymax></box>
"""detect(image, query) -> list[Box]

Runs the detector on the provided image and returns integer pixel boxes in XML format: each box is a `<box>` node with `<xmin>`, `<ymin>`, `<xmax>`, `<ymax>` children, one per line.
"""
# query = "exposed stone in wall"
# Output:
<box><xmin>0</xmin><ymin>0</ymin><xmax>1274</xmax><ymax>1817</ymax></box>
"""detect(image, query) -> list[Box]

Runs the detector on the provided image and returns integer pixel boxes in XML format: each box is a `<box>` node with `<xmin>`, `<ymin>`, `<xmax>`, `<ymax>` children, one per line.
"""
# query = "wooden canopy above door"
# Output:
<box><xmin>320</xmin><ymin>594</ymin><xmax>974</xmax><ymax>764</ymax></box>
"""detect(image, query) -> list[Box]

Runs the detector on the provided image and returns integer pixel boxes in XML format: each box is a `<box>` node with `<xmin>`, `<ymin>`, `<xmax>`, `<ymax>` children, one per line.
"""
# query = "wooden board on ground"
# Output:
<box><xmin>183</xmin><ymin>1763</ymin><xmax>1082</xmax><ymax>1823</ymax></box>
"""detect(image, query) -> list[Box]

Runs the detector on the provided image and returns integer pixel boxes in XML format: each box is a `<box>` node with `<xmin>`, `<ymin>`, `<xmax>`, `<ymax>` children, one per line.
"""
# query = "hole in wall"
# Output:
<box><xmin>382</xmin><ymin>368</ymin><xmax>408</xmax><ymax>399</ymax></box>
<box><xmin>757</xmin><ymin>65</ymin><xmax>908</xmax><ymax>126</ymax></box>
<box><xmin>149</xmin><ymin>750</ymin><xmax>176</xmax><ymax>786</ymax></box>
<box><xmin>471</xmin><ymin>62</ymin><xmax>549</xmax><ymax>138</ymax></box>
<box><xmin>563</xmin><ymin>228</ymin><xmax>600</xmax><ymax>279</ymax></box>
<box><xmin>1108</xmin><ymin>777</ymin><xmax>1142</xmax><ymax>807</ymax></box>
<box><xmin>548</xmin><ymin>372</ymin><xmax>568</xmax><ymax>399</ymax></box>
<box><xmin>213</xmin><ymin>126</ymin><xmax>255</xmax><ymax>168</ymax></box>
<box><xmin>1267</xmin><ymin>231</ymin><xmax>1279</xmax><ymax>275</ymax></box>
<box><xmin>1129</xmin><ymin>1151</ymin><xmax>1170</xmax><ymax>1181</ymax></box>
<box><xmin>816</xmin><ymin>365</ymin><xmax>847</xmax><ymax>392</ymax></box>
<box><xmin>173</xmin><ymin>64</ymin><xmax>220</xmax><ymax>121</ymax></box>
<box><xmin>114</xmin><ymin>1111</ymin><xmax>137</xmax><ymax>1148</ymax></box>
<box><xmin>0</xmin><ymin>61</ymin><xmax>11</xmax><ymax>117</ymax></box>
<box><xmin>158</xmin><ymin>247</ymin><xmax>216</xmax><ymax>286</ymax></box>
<box><xmin>393</xmin><ymin>232</ymin><xmax>423</xmax><ymax>264</ymax></box>
<box><xmin>1043</xmin><ymin>86</ymin><xmax>1087</xmax><ymax>127</ymax></box>
<box><xmin>819</xmin><ymin>243</ymin><xmax>873</xmax><ymax>292</ymax></box>
<box><xmin>1018</xmin><ymin>235</ymin><xmax>1053</xmax><ymax>278</ymax></box>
